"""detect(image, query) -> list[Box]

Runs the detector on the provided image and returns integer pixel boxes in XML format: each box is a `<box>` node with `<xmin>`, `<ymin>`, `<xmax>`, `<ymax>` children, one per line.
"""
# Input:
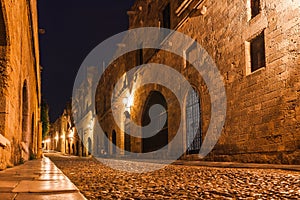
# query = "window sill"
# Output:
<box><xmin>246</xmin><ymin>66</ymin><xmax>266</xmax><ymax>77</ymax></box>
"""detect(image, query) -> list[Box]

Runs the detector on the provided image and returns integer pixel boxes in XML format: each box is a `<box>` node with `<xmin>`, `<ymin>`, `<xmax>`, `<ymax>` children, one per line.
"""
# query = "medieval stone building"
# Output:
<box><xmin>0</xmin><ymin>0</ymin><xmax>42</xmax><ymax>170</ymax></box>
<box><xmin>46</xmin><ymin>102</ymin><xmax>80</xmax><ymax>156</ymax></box>
<box><xmin>95</xmin><ymin>0</ymin><xmax>300</xmax><ymax>164</ymax></box>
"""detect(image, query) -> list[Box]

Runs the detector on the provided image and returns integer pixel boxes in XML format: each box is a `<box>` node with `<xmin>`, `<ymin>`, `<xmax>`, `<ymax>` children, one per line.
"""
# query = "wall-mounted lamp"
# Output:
<box><xmin>199</xmin><ymin>6</ymin><xmax>207</xmax><ymax>15</ymax></box>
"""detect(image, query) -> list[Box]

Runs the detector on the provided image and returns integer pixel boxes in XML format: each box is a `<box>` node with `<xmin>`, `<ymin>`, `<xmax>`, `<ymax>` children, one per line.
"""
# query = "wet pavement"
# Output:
<box><xmin>0</xmin><ymin>156</ymin><xmax>86</xmax><ymax>200</ymax></box>
<box><xmin>46</xmin><ymin>153</ymin><xmax>300</xmax><ymax>199</ymax></box>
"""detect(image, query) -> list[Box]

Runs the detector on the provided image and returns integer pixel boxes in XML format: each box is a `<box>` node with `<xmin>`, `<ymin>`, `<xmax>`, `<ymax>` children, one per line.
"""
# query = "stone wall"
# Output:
<box><xmin>96</xmin><ymin>0</ymin><xmax>300</xmax><ymax>164</ymax></box>
<box><xmin>0</xmin><ymin>0</ymin><xmax>42</xmax><ymax>170</ymax></box>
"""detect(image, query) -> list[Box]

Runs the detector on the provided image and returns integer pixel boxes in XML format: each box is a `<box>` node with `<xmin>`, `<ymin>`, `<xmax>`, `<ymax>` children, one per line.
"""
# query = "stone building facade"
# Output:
<box><xmin>49</xmin><ymin>66</ymin><xmax>101</xmax><ymax>157</ymax></box>
<box><xmin>0</xmin><ymin>0</ymin><xmax>42</xmax><ymax>170</ymax></box>
<box><xmin>96</xmin><ymin>0</ymin><xmax>300</xmax><ymax>164</ymax></box>
<box><xmin>47</xmin><ymin>102</ymin><xmax>83</xmax><ymax>156</ymax></box>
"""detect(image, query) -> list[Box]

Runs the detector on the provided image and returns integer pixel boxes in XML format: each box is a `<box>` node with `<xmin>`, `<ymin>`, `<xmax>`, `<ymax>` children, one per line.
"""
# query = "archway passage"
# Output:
<box><xmin>186</xmin><ymin>88</ymin><xmax>202</xmax><ymax>154</ymax></box>
<box><xmin>112</xmin><ymin>130</ymin><xmax>116</xmax><ymax>154</ymax></box>
<box><xmin>142</xmin><ymin>91</ymin><xmax>168</xmax><ymax>153</ymax></box>
<box><xmin>22</xmin><ymin>81</ymin><xmax>29</xmax><ymax>143</ymax></box>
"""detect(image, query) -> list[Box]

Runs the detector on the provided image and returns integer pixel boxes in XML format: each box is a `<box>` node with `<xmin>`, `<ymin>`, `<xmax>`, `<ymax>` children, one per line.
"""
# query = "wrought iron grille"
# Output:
<box><xmin>186</xmin><ymin>88</ymin><xmax>202</xmax><ymax>154</ymax></box>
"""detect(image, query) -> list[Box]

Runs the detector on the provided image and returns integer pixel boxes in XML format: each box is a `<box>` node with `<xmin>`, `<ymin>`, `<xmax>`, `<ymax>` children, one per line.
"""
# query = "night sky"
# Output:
<box><xmin>38</xmin><ymin>0</ymin><xmax>136</xmax><ymax>122</ymax></box>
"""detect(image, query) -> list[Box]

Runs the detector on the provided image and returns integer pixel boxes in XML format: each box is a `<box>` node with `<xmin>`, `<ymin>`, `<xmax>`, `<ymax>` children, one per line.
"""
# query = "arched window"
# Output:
<box><xmin>186</xmin><ymin>87</ymin><xmax>202</xmax><ymax>154</ymax></box>
<box><xmin>142</xmin><ymin>91</ymin><xmax>168</xmax><ymax>153</ymax></box>
<box><xmin>0</xmin><ymin>2</ymin><xmax>7</xmax><ymax>46</ymax></box>
<box><xmin>22</xmin><ymin>81</ymin><xmax>29</xmax><ymax>142</ymax></box>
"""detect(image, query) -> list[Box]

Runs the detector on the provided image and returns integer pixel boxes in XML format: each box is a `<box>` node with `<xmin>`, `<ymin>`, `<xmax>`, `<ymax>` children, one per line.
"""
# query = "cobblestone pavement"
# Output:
<box><xmin>46</xmin><ymin>154</ymin><xmax>300</xmax><ymax>199</ymax></box>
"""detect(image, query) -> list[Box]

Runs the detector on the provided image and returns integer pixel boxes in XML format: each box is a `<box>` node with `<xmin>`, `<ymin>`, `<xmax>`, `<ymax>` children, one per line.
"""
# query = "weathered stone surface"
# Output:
<box><xmin>94</xmin><ymin>0</ymin><xmax>300</xmax><ymax>164</ymax></box>
<box><xmin>0</xmin><ymin>0</ymin><xmax>42</xmax><ymax>170</ymax></box>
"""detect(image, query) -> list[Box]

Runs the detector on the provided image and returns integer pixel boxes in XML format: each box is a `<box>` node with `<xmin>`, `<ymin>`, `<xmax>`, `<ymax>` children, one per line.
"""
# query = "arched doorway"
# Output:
<box><xmin>87</xmin><ymin>137</ymin><xmax>92</xmax><ymax>155</ymax></box>
<box><xmin>112</xmin><ymin>130</ymin><xmax>116</xmax><ymax>154</ymax></box>
<box><xmin>22</xmin><ymin>81</ymin><xmax>29</xmax><ymax>143</ymax></box>
<box><xmin>142</xmin><ymin>91</ymin><xmax>168</xmax><ymax>153</ymax></box>
<box><xmin>186</xmin><ymin>87</ymin><xmax>202</xmax><ymax>154</ymax></box>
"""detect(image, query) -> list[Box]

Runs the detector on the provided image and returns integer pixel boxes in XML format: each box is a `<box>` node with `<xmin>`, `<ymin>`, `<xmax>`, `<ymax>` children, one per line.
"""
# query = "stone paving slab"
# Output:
<box><xmin>0</xmin><ymin>193</ymin><xmax>16</xmax><ymax>200</ymax></box>
<box><xmin>0</xmin><ymin>181</ymin><xmax>19</xmax><ymax>192</ymax></box>
<box><xmin>12</xmin><ymin>180</ymin><xmax>78</xmax><ymax>193</ymax></box>
<box><xmin>36</xmin><ymin>173</ymin><xmax>68</xmax><ymax>181</ymax></box>
<box><xmin>0</xmin><ymin>157</ymin><xmax>86</xmax><ymax>200</ymax></box>
<box><xmin>15</xmin><ymin>192</ymin><xmax>87</xmax><ymax>200</ymax></box>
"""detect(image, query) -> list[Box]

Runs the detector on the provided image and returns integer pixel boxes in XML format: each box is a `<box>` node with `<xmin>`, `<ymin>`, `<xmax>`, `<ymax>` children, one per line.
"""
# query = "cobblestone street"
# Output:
<box><xmin>47</xmin><ymin>154</ymin><xmax>300</xmax><ymax>199</ymax></box>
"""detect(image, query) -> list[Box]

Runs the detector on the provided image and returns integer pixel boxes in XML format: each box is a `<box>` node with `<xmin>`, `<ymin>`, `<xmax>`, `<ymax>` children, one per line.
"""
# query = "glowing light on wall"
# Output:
<box><xmin>123</xmin><ymin>91</ymin><xmax>135</xmax><ymax>112</ymax></box>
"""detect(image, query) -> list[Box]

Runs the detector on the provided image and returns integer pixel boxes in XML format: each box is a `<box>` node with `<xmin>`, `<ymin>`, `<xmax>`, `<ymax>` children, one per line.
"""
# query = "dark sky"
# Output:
<box><xmin>38</xmin><ymin>0</ymin><xmax>136</xmax><ymax>122</ymax></box>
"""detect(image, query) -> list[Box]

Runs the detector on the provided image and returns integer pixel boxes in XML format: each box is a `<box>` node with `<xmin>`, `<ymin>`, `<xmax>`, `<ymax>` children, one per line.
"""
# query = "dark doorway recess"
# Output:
<box><xmin>142</xmin><ymin>91</ymin><xmax>168</xmax><ymax>153</ymax></box>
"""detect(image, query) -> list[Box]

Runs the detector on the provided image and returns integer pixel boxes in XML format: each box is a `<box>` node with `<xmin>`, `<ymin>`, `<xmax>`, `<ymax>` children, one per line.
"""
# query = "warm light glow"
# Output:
<box><xmin>68</xmin><ymin>128</ymin><xmax>74</xmax><ymax>138</ymax></box>
<box><xmin>55</xmin><ymin>135</ymin><xmax>59</xmax><ymax>140</ymax></box>
<box><xmin>45</xmin><ymin>139</ymin><xmax>51</xmax><ymax>143</ymax></box>
<box><xmin>123</xmin><ymin>92</ymin><xmax>134</xmax><ymax>109</ymax></box>
<box><xmin>127</xmin><ymin>94</ymin><xmax>134</xmax><ymax>108</ymax></box>
<box><xmin>60</xmin><ymin>135</ymin><xmax>64</xmax><ymax>139</ymax></box>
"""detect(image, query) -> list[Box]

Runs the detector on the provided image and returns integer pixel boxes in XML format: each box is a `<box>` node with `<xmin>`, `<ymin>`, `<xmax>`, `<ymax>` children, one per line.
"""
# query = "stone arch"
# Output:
<box><xmin>185</xmin><ymin>87</ymin><xmax>202</xmax><ymax>154</ymax></box>
<box><xmin>22</xmin><ymin>80</ymin><xmax>29</xmax><ymax>143</ymax></box>
<box><xmin>142</xmin><ymin>91</ymin><xmax>168</xmax><ymax>153</ymax></box>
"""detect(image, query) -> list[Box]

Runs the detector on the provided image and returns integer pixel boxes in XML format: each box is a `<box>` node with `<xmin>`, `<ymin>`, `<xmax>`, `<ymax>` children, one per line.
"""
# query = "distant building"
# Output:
<box><xmin>48</xmin><ymin>66</ymin><xmax>101</xmax><ymax>157</ymax></box>
<box><xmin>95</xmin><ymin>0</ymin><xmax>300</xmax><ymax>164</ymax></box>
<box><xmin>47</xmin><ymin>102</ymin><xmax>82</xmax><ymax>156</ymax></box>
<box><xmin>0</xmin><ymin>0</ymin><xmax>42</xmax><ymax>169</ymax></box>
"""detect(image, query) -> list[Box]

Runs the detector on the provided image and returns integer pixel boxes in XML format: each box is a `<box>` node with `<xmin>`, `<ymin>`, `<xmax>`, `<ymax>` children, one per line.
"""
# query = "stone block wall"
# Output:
<box><xmin>96</xmin><ymin>0</ymin><xmax>300</xmax><ymax>164</ymax></box>
<box><xmin>0</xmin><ymin>0</ymin><xmax>41</xmax><ymax>170</ymax></box>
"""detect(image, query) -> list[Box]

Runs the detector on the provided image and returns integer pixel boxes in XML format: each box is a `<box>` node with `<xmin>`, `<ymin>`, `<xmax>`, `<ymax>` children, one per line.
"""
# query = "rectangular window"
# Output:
<box><xmin>163</xmin><ymin>3</ymin><xmax>171</xmax><ymax>29</ymax></box>
<box><xmin>251</xmin><ymin>0</ymin><xmax>260</xmax><ymax>18</ymax></box>
<box><xmin>250</xmin><ymin>31</ymin><xmax>265</xmax><ymax>72</ymax></box>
